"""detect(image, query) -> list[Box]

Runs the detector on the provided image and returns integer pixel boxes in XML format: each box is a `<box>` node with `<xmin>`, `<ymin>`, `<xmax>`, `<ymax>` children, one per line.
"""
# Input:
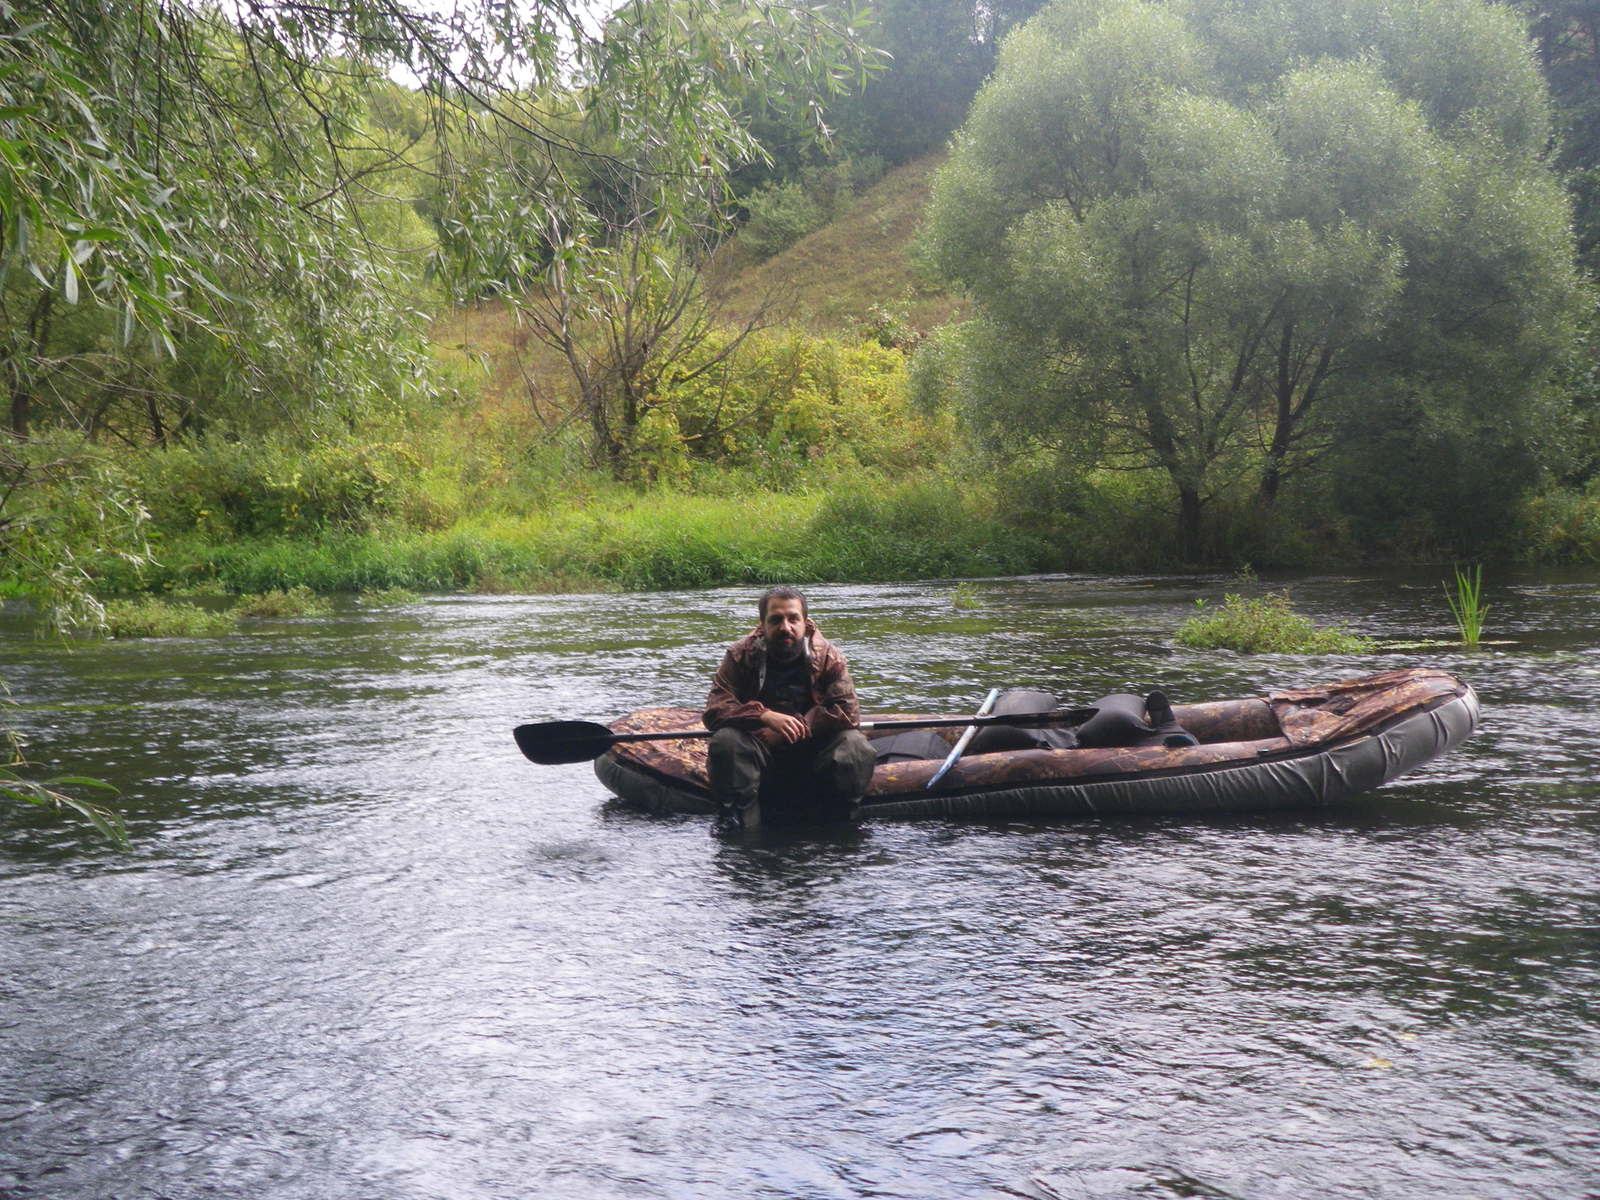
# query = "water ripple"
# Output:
<box><xmin>3</xmin><ymin>572</ymin><xmax>1599</xmax><ymax>1198</ymax></box>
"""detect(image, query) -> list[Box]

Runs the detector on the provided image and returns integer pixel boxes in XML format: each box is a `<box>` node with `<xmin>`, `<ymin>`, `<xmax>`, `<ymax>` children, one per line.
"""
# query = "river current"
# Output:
<box><xmin>2</xmin><ymin>571</ymin><xmax>1597</xmax><ymax>1199</ymax></box>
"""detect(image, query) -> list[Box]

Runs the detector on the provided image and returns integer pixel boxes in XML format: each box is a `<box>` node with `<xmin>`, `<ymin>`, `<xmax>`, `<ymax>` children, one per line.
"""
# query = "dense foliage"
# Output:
<box><xmin>920</xmin><ymin>0</ymin><xmax>1586</xmax><ymax>559</ymax></box>
<box><xmin>1520</xmin><ymin>0</ymin><xmax>1600</xmax><ymax>275</ymax></box>
<box><xmin>825</xmin><ymin>0</ymin><xmax>1049</xmax><ymax>162</ymax></box>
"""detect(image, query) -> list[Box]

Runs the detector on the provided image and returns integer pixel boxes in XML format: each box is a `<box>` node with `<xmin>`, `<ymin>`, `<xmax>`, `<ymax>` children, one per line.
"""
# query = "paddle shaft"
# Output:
<box><xmin>926</xmin><ymin>688</ymin><xmax>1000</xmax><ymax>789</ymax></box>
<box><xmin>597</xmin><ymin>710</ymin><xmax>1070</xmax><ymax>743</ymax></box>
<box><xmin>514</xmin><ymin>708</ymin><xmax>1093</xmax><ymax>766</ymax></box>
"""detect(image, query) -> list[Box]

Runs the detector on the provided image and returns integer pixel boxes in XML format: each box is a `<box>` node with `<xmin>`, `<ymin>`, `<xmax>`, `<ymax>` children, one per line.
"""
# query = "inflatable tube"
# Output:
<box><xmin>590</xmin><ymin>669</ymin><xmax>1480</xmax><ymax>824</ymax></box>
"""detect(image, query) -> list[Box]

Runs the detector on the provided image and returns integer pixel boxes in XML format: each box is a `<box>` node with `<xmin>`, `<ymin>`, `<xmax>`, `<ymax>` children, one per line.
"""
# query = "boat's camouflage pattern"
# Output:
<box><xmin>599</xmin><ymin>668</ymin><xmax>1474</xmax><ymax>817</ymax></box>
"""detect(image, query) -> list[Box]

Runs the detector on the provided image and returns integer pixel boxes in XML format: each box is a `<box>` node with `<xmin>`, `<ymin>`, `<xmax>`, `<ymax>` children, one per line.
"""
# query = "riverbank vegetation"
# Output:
<box><xmin>7</xmin><ymin>0</ymin><xmax>1600</xmax><ymax>641</ymax></box>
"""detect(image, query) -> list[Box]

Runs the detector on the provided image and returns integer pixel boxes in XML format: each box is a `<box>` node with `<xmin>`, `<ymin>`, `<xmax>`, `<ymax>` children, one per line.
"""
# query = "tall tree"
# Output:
<box><xmin>920</xmin><ymin>0</ymin><xmax>1583</xmax><ymax>558</ymax></box>
<box><xmin>1518</xmin><ymin>1</ymin><xmax>1600</xmax><ymax>273</ymax></box>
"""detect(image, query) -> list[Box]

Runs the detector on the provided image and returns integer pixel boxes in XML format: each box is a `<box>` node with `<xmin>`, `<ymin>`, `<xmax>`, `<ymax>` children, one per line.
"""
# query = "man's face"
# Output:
<box><xmin>762</xmin><ymin>597</ymin><xmax>806</xmax><ymax>661</ymax></box>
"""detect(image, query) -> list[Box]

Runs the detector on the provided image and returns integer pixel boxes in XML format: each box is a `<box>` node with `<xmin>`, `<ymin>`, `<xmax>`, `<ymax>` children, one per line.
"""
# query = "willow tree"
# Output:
<box><xmin>919</xmin><ymin>0</ymin><xmax>1583</xmax><ymax>558</ymax></box>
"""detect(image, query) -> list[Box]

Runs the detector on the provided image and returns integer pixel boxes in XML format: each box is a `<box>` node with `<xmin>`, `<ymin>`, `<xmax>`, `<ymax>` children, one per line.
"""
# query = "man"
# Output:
<box><xmin>703</xmin><ymin>586</ymin><xmax>876</xmax><ymax>831</ymax></box>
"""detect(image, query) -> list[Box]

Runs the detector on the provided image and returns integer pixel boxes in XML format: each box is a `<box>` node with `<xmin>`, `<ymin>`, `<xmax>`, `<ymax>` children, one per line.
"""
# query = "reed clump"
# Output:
<box><xmin>1445</xmin><ymin>564</ymin><xmax>1489</xmax><ymax>647</ymax></box>
<box><xmin>233</xmin><ymin>586</ymin><xmax>334</xmax><ymax>618</ymax></box>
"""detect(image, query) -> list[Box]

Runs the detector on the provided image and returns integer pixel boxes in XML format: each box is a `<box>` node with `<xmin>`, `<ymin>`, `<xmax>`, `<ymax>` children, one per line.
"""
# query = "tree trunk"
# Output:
<box><xmin>1259</xmin><ymin>331</ymin><xmax>1333</xmax><ymax>507</ymax></box>
<box><xmin>7</xmin><ymin>292</ymin><xmax>58</xmax><ymax>439</ymax></box>
<box><xmin>9</xmin><ymin>386</ymin><xmax>29</xmax><ymax>440</ymax></box>
<box><xmin>146</xmin><ymin>394</ymin><xmax>167</xmax><ymax>445</ymax></box>
<box><xmin>1177</xmin><ymin>484</ymin><xmax>1203</xmax><ymax>563</ymax></box>
<box><xmin>1259</xmin><ymin>323</ymin><xmax>1296</xmax><ymax>505</ymax></box>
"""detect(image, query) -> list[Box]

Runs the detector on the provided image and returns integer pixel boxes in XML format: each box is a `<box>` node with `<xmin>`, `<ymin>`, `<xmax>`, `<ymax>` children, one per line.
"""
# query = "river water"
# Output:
<box><xmin>2</xmin><ymin>571</ymin><xmax>1597</xmax><ymax>1199</ymax></box>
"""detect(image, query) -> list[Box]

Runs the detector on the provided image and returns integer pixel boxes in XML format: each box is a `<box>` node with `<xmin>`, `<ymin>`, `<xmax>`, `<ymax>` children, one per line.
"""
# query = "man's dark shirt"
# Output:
<box><xmin>759</xmin><ymin>653</ymin><xmax>811</xmax><ymax>717</ymax></box>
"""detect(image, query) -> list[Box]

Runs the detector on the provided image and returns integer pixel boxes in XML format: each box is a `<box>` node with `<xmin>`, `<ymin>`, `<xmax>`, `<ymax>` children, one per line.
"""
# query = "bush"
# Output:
<box><xmin>739</xmin><ymin>181</ymin><xmax>826</xmax><ymax>260</ymax></box>
<box><xmin>132</xmin><ymin>436</ymin><xmax>442</xmax><ymax>539</ymax></box>
<box><xmin>1175</xmin><ymin>590</ymin><xmax>1376</xmax><ymax>655</ymax></box>
<box><xmin>737</xmin><ymin>155</ymin><xmax>885</xmax><ymax>262</ymax></box>
<box><xmin>1517</xmin><ymin>487</ymin><xmax>1600</xmax><ymax>562</ymax></box>
<box><xmin>1</xmin><ymin>432</ymin><xmax>154</xmax><ymax>629</ymax></box>
<box><xmin>644</xmin><ymin>330</ymin><xmax>948</xmax><ymax>486</ymax></box>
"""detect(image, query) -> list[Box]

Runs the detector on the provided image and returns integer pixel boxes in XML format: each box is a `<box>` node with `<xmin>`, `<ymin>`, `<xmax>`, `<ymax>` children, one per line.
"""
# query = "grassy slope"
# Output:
<box><xmin>431</xmin><ymin>152</ymin><xmax>961</xmax><ymax>415</ymax></box>
<box><xmin>707</xmin><ymin>153</ymin><xmax>966</xmax><ymax>337</ymax></box>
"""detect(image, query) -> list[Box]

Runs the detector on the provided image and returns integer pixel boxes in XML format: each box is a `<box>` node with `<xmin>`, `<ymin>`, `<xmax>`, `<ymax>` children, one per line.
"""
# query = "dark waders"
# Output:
<box><xmin>708</xmin><ymin>727</ymin><xmax>876</xmax><ymax>831</ymax></box>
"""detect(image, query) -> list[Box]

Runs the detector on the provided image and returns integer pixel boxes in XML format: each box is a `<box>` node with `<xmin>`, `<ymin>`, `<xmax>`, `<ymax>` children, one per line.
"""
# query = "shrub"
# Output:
<box><xmin>850</xmin><ymin>301</ymin><xmax>923</xmax><ymax>351</ymax></box>
<box><xmin>736</xmin><ymin>155</ymin><xmax>885</xmax><ymax>263</ymax></box>
<box><xmin>358</xmin><ymin>586</ymin><xmax>421</xmax><ymax>606</ymax></box>
<box><xmin>1517</xmin><ymin>488</ymin><xmax>1600</xmax><ymax>562</ymax></box>
<box><xmin>739</xmin><ymin>181</ymin><xmax>826</xmax><ymax>260</ymax></box>
<box><xmin>131</xmin><ymin>436</ymin><xmax>438</xmax><ymax>538</ymax></box>
<box><xmin>1175</xmin><ymin>590</ymin><xmax>1375</xmax><ymax>654</ymax></box>
<box><xmin>646</xmin><ymin>329</ymin><xmax>947</xmax><ymax>485</ymax></box>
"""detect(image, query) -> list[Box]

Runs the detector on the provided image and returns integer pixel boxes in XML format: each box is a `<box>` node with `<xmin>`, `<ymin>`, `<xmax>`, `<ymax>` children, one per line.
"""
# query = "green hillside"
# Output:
<box><xmin>708</xmin><ymin>154</ymin><xmax>966</xmax><ymax>338</ymax></box>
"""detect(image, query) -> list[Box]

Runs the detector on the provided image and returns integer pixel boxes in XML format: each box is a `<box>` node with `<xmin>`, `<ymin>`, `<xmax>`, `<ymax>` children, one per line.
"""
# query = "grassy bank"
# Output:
<box><xmin>86</xmin><ymin>482</ymin><xmax>1059</xmax><ymax>597</ymax></box>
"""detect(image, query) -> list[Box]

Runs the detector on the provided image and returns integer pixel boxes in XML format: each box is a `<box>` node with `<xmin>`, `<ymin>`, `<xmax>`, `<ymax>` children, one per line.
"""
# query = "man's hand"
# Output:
<box><xmin>759</xmin><ymin>709</ymin><xmax>808</xmax><ymax>745</ymax></box>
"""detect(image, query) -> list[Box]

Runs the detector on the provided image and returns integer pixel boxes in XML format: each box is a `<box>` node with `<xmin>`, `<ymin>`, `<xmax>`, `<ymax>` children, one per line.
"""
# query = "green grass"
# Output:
<box><xmin>77</xmin><ymin>477</ymin><xmax>1059</xmax><ymax>598</ymax></box>
<box><xmin>103</xmin><ymin>597</ymin><xmax>237</xmax><ymax>638</ymax></box>
<box><xmin>1175</xmin><ymin>589</ymin><xmax>1376</xmax><ymax>655</ymax></box>
<box><xmin>233</xmin><ymin>585</ymin><xmax>335</xmax><ymax>618</ymax></box>
<box><xmin>708</xmin><ymin>154</ymin><xmax>966</xmax><ymax>338</ymax></box>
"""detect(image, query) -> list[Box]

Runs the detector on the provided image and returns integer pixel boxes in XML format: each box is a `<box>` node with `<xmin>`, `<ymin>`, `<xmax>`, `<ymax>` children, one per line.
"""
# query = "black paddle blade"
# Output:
<box><xmin>513</xmin><ymin>720</ymin><xmax>617</xmax><ymax>765</ymax></box>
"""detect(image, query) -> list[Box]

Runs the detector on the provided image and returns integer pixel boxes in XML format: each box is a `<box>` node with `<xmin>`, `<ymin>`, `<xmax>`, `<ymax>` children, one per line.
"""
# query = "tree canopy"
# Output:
<box><xmin>920</xmin><ymin>0</ymin><xmax>1585</xmax><ymax>557</ymax></box>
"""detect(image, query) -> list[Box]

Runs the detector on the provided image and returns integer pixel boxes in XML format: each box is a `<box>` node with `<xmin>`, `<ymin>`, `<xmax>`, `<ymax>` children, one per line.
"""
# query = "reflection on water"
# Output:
<box><xmin>3</xmin><ymin>569</ymin><xmax>1598</xmax><ymax>1199</ymax></box>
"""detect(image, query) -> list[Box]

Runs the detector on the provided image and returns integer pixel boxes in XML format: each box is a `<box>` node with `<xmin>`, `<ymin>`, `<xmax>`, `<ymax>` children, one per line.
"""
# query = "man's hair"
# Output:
<box><xmin>758</xmin><ymin>585</ymin><xmax>808</xmax><ymax>619</ymax></box>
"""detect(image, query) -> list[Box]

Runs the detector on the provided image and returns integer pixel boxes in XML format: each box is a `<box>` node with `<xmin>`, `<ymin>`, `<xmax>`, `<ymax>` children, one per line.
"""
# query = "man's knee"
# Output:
<box><xmin>709</xmin><ymin>727</ymin><xmax>766</xmax><ymax>804</ymax></box>
<box><xmin>817</xmin><ymin>729</ymin><xmax>875</xmax><ymax>799</ymax></box>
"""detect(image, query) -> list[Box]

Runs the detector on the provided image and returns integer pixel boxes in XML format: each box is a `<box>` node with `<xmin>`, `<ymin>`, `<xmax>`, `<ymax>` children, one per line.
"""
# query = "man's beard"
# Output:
<box><xmin>766</xmin><ymin>632</ymin><xmax>803</xmax><ymax>662</ymax></box>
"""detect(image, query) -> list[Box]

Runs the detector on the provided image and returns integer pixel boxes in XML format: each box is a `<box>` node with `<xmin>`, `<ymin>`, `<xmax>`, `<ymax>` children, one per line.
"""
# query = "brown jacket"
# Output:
<box><xmin>703</xmin><ymin>619</ymin><xmax>861</xmax><ymax>736</ymax></box>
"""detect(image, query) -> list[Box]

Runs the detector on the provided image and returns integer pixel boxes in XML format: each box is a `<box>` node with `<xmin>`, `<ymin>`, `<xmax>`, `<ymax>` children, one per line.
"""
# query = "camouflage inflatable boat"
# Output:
<box><xmin>594</xmin><ymin>668</ymin><xmax>1479</xmax><ymax>821</ymax></box>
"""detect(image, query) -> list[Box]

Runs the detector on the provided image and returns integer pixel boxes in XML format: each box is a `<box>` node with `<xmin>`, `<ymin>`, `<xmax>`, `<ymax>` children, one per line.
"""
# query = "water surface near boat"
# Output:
<box><xmin>2</xmin><ymin>569</ymin><xmax>1597</xmax><ymax>1199</ymax></box>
